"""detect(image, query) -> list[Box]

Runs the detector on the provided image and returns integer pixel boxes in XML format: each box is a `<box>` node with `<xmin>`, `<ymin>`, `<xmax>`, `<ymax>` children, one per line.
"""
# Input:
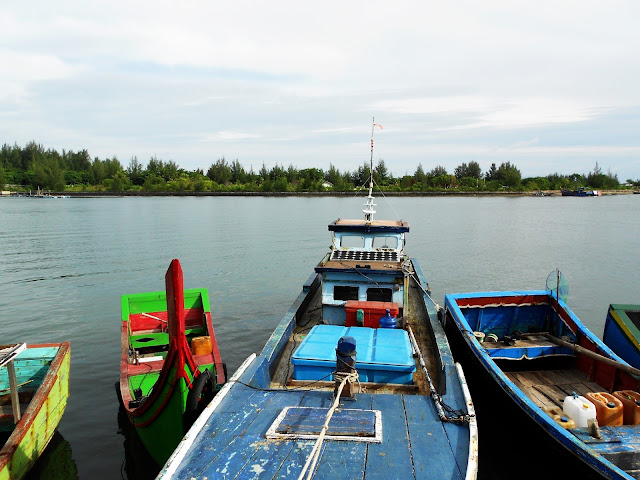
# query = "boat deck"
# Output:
<box><xmin>168</xmin><ymin>383</ymin><xmax>467</xmax><ymax>480</ymax></box>
<box><xmin>505</xmin><ymin>369</ymin><xmax>603</xmax><ymax>410</ymax></box>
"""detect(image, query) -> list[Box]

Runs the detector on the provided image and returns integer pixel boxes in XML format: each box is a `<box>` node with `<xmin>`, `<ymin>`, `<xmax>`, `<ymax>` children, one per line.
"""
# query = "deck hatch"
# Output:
<box><xmin>330</xmin><ymin>250</ymin><xmax>399</xmax><ymax>262</ymax></box>
<box><xmin>266</xmin><ymin>406</ymin><xmax>382</xmax><ymax>443</ymax></box>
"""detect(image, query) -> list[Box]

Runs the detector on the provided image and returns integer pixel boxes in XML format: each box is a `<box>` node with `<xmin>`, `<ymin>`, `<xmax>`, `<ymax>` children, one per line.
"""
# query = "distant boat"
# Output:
<box><xmin>445</xmin><ymin>289</ymin><xmax>640</xmax><ymax>479</ymax></box>
<box><xmin>0</xmin><ymin>342</ymin><xmax>71</xmax><ymax>480</ymax></box>
<box><xmin>118</xmin><ymin>259</ymin><xmax>227</xmax><ymax>467</ymax></box>
<box><xmin>561</xmin><ymin>187</ymin><xmax>600</xmax><ymax>196</ymax></box>
<box><xmin>603</xmin><ymin>304</ymin><xmax>640</xmax><ymax>368</ymax></box>
<box><xmin>157</xmin><ymin>121</ymin><xmax>478</xmax><ymax>480</ymax></box>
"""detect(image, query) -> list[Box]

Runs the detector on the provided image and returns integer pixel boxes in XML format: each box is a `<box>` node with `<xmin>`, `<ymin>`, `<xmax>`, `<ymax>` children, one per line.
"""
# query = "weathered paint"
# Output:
<box><xmin>0</xmin><ymin>342</ymin><xmax>70</xmax><ymax>480</ymax></box>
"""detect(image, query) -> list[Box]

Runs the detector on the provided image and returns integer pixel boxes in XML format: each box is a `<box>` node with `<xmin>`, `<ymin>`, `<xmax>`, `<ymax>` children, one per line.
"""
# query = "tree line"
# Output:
<box><xmin>0</xmin><ymin>141</ymin><xmax>634</xmax><ymax>193</ymax></box>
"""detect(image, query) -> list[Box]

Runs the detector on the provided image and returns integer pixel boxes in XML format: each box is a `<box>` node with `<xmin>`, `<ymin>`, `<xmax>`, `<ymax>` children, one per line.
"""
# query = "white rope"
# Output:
<box><xmin>297</xmin><ymin>371</ymin><xmax>359</xmax><ymax>480</ymax></box>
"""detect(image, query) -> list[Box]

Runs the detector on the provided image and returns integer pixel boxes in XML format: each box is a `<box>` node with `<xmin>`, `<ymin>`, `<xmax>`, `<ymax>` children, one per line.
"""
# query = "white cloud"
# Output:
<box><xmin>0</xmin><ymin>0</ymin><xmax>639</xmax><ymax>179</ymax></box>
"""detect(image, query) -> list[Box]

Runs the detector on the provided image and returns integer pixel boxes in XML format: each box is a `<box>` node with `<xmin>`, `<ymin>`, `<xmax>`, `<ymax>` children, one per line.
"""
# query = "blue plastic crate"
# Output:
<box><xmin>291</xmin><ymin>325</ymin><xmax>416</xmax><ymax>384</ymax></box>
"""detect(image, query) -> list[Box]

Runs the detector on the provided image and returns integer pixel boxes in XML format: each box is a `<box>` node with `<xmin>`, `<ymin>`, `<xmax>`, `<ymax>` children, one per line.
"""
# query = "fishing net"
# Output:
<box><xmin>546</xmin><ymin>269</ymin><xmax>569</xmax><ymax>303</ymax></box>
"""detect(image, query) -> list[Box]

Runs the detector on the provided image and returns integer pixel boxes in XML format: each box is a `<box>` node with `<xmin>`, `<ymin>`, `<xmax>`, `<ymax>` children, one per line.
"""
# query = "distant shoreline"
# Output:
<box><xmin>4</xmin><ymin>189</ymin><xmax>636</xmax><ymax>198</ymax></box>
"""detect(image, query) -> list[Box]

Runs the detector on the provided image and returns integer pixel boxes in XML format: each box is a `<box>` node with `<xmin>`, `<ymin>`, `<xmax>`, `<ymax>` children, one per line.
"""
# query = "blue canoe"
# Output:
<box><xmin>445</xmin><ymin>290</ymin><xmax>640</xmax><ymax>480</ymax></box>
<box><xmin>603</xmin><ymin>304</ymin><xmax>640</xmax><ymax>369</ymax></box>
<box><xmin>157</xmin><ymin>188</ymin><xmax>478</xmax><ymax>479</ymax></box>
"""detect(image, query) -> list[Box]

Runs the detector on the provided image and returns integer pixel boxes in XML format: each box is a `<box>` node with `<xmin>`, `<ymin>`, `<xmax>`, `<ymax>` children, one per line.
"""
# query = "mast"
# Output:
<box><xmin>363</xmin><ymin>117</ymin><xmax>378</xmax><ymax>223</ymax></box>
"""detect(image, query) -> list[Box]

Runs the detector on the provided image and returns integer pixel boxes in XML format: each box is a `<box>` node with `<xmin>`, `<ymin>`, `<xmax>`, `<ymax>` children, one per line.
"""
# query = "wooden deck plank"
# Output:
<box><xmin>534</xmin><ymin>384</ymin><xmax>570</xmax><ymax>407</ymax></box>
<box><xmin>505</xmin><ymin>368</ymin><xmax>610</xmax><ymax>410</ymax></box>
<box><xmin>174</xmin><ymin>391</ymin><xmax>277</xmax><ymax>478</ymax></box>
<box><xmin>314</xmin><ymin>442</ymin><xmax>367</xmax><ymax>479</ymax></box>
<box><xmin>404</xmin><ymin>394</ymin><xmax>464</xmax><ymax>480</ymax></box>
<box><xmin>365</xmin><ymin>394</ymin><xmax>414</xmax><ymax>480</ymax></box>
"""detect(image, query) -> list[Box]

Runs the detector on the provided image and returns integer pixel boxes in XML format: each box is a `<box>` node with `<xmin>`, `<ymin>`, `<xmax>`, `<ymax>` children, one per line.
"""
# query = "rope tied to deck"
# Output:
<box><xmin>297</xmin><ymin>370</ymin><xmax>359</xmax><ymax>480</ymax></box>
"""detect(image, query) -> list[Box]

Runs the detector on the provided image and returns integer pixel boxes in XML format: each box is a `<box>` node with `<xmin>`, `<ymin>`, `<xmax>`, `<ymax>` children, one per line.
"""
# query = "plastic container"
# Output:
<box><xmin>542</xmin><ymin>406</ymin><xmax>576</xmax><ymax>428</ymax></box>
<box><xmin>344</xmin><ymin>301</ymin><xmax>399</xmax><ymax>328</ymax></box>
<box><xmin>191</xmin><ymin>336</ymin><xmax>212</xmax><ymax>355</ymax></box>
<box><xmin>563</xmin><ymin>394</ymin><xmax>597</xmax><ymax>428</ymax></box>
<box><xmin>585</xmin><ymin>392</ymin><xmax>623</xmax><ymax>426</ymax></box>
<box><xmin>613</xmin><ymin>390</ymin><xmax>640</xmax><ymax>425</ymax></box>
<box><xmin>379</xmin><ymin>309</ymin><xmax>398</xmax><ymax>329</ymax></box>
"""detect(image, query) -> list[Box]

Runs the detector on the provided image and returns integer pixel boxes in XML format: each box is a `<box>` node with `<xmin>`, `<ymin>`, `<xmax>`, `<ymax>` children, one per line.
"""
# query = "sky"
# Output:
<box><xmin>2</xmin><ymin>0</ymin><xmax>639</xmax><ymax>180</ymax></box>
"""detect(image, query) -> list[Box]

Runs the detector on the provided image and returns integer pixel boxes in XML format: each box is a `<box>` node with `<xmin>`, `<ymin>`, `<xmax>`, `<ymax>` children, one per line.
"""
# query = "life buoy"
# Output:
<box><xmin>184</xmin><ymin>369</ymin><xmax>215</xmax><ymax>429</ymax></box>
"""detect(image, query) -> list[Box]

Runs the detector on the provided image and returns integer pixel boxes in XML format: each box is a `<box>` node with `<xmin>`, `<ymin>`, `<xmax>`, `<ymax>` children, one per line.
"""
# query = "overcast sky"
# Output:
<box><xmin>2</xmin><ymin>1</ymin><xmax>639</xmax><ymax>180</ymax></box>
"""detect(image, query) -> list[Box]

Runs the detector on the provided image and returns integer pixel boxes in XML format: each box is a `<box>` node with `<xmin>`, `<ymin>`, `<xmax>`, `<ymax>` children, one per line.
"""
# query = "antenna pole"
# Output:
<box><xmin>364</xmin><ymin>117</ymin><xmax>377</xmax><ymax>223</ymax></box>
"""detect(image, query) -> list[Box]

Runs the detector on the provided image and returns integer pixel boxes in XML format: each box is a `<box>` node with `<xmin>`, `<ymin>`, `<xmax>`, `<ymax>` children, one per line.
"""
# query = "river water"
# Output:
<box><xmin>1</xmin><ymin>194</ymin><xmax>639</xmax><ymax>479</ymax></box>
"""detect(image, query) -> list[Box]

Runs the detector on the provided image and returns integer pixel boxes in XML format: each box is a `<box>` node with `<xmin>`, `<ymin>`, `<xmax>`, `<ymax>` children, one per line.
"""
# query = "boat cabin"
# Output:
<box><xmin>315</xmin><ymin>218</ymin><xmax>409</xmax><ymax>325</ymax></box>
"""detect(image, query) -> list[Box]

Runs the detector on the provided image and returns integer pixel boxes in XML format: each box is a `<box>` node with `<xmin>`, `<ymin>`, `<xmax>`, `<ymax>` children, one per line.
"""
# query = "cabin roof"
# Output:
<box><xmin>328</xmin><ymin>218</ymin><xmax>409</xmax><ymax>233</ymax></box>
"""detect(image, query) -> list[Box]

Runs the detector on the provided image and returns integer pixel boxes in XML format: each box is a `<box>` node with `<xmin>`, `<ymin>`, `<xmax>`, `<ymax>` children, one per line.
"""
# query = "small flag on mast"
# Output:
<box><xmin>373</xmin><ymin>123</ymin><xmax>383</xmax><ymax>129</ymax></box>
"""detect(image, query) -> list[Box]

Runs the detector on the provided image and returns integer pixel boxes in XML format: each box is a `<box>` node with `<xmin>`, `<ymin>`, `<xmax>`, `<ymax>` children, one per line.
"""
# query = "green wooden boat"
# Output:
<box><xmin>118</xmin><ymin>259</ymin><xmax>226</xmax><ymax>467</ymax></box>
<box><xmin>0</xmin><ymin>342</ymin><xmax>71</xmax><ymax>480</ymax></box>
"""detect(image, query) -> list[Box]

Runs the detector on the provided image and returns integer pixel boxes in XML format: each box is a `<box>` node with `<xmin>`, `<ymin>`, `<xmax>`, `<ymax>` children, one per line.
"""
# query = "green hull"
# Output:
<box><xmin>119</xmin><ymin>260</ymin><xmax>225</xmax><ymax>466</ymax></box>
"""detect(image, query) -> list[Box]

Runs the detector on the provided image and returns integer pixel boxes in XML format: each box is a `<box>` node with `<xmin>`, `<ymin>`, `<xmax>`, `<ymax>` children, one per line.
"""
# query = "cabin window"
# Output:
<box><xmin>340</xmin><ymin>235</ymin><xmax>365</xmax><ymax>249</ymax></box>
<box><xmin>372</xmin><ymin>236</ymin><xmax>398</xmax><ymax>249</ymax></box>
<box><xmin>334</xmin><ymin>286</ymin><xmax>359</xmax><ymax>301</ymax></box>
<box><xmin>367</xmin><ymin>288</ymin><xmax>392</xmax><ymax>302</ymax></box>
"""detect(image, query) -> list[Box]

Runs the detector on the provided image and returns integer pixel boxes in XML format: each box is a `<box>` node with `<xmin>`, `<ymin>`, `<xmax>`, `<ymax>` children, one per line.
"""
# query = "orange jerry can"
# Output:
<box><xmin>585</xmin><ymin>392</ymin><xmax>623</xmax><ymax>426</ymax></box>
<box><xmin>612</xmin><ymin>390</ymin><xmax>640</xmax><ymax>425</ymax></box>
<box><xmin>191</xmin><ymin>336</ymin><xmax>212</xmax><ymax>356</ymax></box>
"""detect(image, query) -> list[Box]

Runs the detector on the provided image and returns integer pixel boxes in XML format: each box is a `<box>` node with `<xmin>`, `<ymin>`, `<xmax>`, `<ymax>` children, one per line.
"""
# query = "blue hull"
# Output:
<box><xmin>445</xmin><ymin>291</ymin><xmax>640</xmax><ymax>480</ymax></box>
<box><xmin>603</xmin><ymin>304</ymin><xmax>640</xmax><ymax>369</ymax></box>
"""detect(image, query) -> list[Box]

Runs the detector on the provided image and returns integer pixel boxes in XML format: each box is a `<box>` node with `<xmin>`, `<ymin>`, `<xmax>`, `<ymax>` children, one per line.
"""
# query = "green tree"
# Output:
<box><xmin>0</xmin><ymin>163</ymin><xmax>5</xmax><ymax>189</ymax></box>
<box><xmin>414</xmin><ymin>164</ymin><xmax>426</xmax><ymax>185</ymax></box>
<box><xmin>207</xmin><ymin>158</ymin><xmax>232</xmax><ymax>184</ymax></box>
<box><xmin>454</xmin><ymin>161</ymin><xmax>482</xmax><ymax>179</ymax></box>
<box><xmin>33</xmin><ymin>156</ymin><xmax>65</xmax><ymax>190</ymax></box>
<box><xmin>374</xmin><ymin>159</ymin><xmax>389</xmax><ymax>183</ymax></box>
<box><xmin>127</xmin><ymin>157</ymin><xmax>145</xmax><ymax>186</ymax></box>
<box><xmin>485</xmin><ymin>163</ymin><xmax>497</xmax><ymax>181</ymax></box>
<box><xmin>495</xmin><ymin>162</ymin><xmax>521</xmax><ymax>188</ymax></box>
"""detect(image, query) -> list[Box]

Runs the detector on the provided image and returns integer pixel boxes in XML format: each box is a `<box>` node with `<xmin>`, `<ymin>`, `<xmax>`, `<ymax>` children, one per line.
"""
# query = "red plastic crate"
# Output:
<box><xmin>344</xmin><ymin>301</ymin><xmax>399</xmax><ymax>328</ymax></box>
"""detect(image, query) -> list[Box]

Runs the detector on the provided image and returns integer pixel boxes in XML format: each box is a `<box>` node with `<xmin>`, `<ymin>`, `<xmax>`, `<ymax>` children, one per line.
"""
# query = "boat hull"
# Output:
<box><xmin>445</xmin><ymin>291</ymin><xmax>640</xmax><ymax>480</ymax></box>
<box><xmin>0</xmin><ymin>342</ymin><xmax>71</xmax><ymax>480</ymax></box>
<box><xmin>603</xmin><ymin>304</ymin><xmax>640</xmax><ymax>369</ymax></box>
<box><xmin>119</xmin><ymin>260</ymin><xmax>225</xmax><ymax>467</ymax></box>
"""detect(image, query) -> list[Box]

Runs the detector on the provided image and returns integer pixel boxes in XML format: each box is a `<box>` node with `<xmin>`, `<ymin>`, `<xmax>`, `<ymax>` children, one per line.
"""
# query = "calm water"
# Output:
<box><xmin>1</xmin><ymin>195</ymin><xmax>639</xmax><ymax>479</ymax></box>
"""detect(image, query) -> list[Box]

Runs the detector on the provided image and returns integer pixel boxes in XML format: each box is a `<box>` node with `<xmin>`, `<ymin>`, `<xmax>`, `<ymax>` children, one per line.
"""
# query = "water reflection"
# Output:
<box><xmin>116</xmin><ymin>396</ymin><xmax>160</xmax><ymax>480</ymax></box>
<box><xmin>24</xmin><ymin>432</ymin><xmax>78</xmax><ymax>480</ymax></box>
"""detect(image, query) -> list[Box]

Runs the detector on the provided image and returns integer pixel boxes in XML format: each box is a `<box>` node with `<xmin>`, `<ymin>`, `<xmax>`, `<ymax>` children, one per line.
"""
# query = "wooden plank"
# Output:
<box><xmin>534</xmin><ymin>384</ymin><xmax>569</xmax><ymax>407</ymax></box>
<box><xmin>520</xmin><ymin>384</ymin><xmax>557</xmax><ymax>409</ymax></box>
<box><xmin>314</xmin><ymin>441</ymin><xmax>366</xmax><ymax>479</ymax></box>
<box><xmin>365</xmin><ymin>394</ymin><xmax>414</xmax><ymax>480</ymax></box>
<box><xmin>404</xmin><ymin>394</ymin><xmax>464</xmax><ymax>480</ymax></box>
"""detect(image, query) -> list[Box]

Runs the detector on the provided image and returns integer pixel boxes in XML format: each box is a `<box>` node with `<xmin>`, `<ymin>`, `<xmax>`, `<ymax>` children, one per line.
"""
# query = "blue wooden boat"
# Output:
<box><xmin>445</xmin><ymin>290</ymin><xmax>640</xmax><ymax>480</ymax></box>
<box><xmin>603</xmin><ymin>304</ymin><xmax>640</xmax><ymax>368</ymax></box>
<box><xmin>157</xmin><ymin>123</ymin><xmax>478</xmax><ymax>480</ymax></box>
<box><xmin>561</xmin><ymin>187</ymin><xmax>601</xmax><ymax>196</ymax></box>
